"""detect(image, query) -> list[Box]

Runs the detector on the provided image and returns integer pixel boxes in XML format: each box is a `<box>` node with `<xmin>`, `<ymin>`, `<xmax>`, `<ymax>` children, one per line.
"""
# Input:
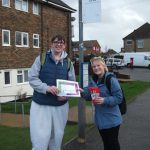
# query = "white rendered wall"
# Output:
<box><xmin>0</xmin><ymin>68</ymin><xmax>33</xmax><ymax>103</ymax></box>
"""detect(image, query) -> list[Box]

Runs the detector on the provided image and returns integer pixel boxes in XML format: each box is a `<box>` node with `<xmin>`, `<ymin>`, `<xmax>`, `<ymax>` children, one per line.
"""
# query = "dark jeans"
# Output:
<box><xmin>98</xmin><ymin>125</ymin><xmax>120</xmax><ymax>150</ymax></box>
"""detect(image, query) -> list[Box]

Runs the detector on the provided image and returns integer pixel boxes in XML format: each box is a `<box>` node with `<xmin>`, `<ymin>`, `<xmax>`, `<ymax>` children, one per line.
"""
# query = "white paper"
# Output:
<box><xmin>57</xmin><ymin>79</ymin><xmax>80</xmax><ymax>97</ymax></box>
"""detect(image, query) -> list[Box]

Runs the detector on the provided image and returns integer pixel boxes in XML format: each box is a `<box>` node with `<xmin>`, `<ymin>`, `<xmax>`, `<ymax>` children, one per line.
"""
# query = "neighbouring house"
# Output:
<box><xmin>122</xmin><ymin>22</ymin><xmax>150</xmax><ymax>53</ymax></box>
<box><xmin>0</xmin><ymin>0</ymin><xmax>75</xmax><ymax>103</ymax></box>
<box><xmin>72</xmin><ymin>40</ymin><xmax>101</xmax><ymax>61</ymax></box>
<box><xmin>104</xmin><ymin>49</ymin><xmax>117</xmax><ymax>58</ymax></box>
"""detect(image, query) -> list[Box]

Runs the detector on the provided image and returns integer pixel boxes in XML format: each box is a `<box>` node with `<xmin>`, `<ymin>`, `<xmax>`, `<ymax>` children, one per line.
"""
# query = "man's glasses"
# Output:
<box><xmin>53</xmin><ymin>41</ymin><xmax>64</xmax><ymax>45</ymax></box>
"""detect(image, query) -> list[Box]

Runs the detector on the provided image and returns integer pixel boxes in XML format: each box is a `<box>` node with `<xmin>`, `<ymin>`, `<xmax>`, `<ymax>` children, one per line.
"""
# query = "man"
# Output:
<box><xmin>28</xmin><ymin>35</ymin><xmax>76</xmax><ymax>150</ymax></box>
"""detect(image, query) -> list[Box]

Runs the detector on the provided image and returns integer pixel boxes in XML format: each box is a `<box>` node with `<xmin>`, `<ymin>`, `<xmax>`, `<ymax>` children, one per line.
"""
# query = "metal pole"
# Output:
<box><xmin>78</xmin><ymin>0</ymin><xmax>86</xmax><ymax>143</ymax></box>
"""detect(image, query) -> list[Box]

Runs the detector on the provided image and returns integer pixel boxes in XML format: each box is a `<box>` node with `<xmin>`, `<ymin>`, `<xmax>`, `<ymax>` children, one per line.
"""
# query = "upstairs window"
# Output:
<box><xmin>17</xmin><ymin>70</ymin><xmax>28</xmax><ymax>84</ymax></box>
<box><xmin>33</xmin><ymin>34</ymin><xmax>39</xmax><ymax>48</ymax></box>
<box><xmin>33</xmin><ymin>2</ymin><xmax>39</xmax><ymax>15</ymax></box>
<box><xmin>2</xmin><ymin>29</ymin><xmax>10</xmax><ymax>46</ymax></box>
<box><xmin>15</xmin><ymin>0</ymin><xmax>28</xmax><ymax>12</ymax></box>
<box><xmin>2</xmin><ymin>0</ymin><xmax>10</xmax><ymax>7</ymax></box>
<box><xmin>137</xmin><ymin>39</ymin><xmax>144</xmax><ymax>48</ymax></box>
<box><xmin>15</xmin><ymin>31</ymin><xmax>29</xmax><ymax>47</ymax></box>
<box><xmin>126</xmin><ymin>40</ymin><xmax>132</xmax><ymax>45</ymax></box>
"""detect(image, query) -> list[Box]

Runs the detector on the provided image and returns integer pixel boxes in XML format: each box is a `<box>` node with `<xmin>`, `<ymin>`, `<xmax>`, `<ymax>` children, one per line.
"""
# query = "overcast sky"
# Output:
<box><xmin>62</xmin><ymin>0</ymin><xmax>150</xmax><ymax>52</ymax></box>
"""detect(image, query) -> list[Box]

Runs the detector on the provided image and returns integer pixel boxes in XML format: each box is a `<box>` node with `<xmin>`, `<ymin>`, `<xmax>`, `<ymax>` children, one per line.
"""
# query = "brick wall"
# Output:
<box><xmin>0</xmin><ymin>0</ymin><xmax>72</xmax><ymax>69</ymax></box>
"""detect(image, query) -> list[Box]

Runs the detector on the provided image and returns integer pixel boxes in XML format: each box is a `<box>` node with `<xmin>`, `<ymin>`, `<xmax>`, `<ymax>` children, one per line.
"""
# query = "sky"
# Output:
<box><xmin>62</xmin><ymin>0</ymin><xmax>150</xmax><ymax>52</ymax></box>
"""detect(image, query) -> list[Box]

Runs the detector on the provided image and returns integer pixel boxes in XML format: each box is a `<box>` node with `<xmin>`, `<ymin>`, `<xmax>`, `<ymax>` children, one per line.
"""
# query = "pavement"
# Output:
<box><xmin>62</xmin><ymin>68</ymin><xmax>150</xmax><ymax>150</ymax></box>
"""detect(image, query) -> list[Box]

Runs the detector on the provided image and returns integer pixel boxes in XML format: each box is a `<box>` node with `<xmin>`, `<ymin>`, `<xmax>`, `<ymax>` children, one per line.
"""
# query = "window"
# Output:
<box><xmin>126</xmin><ymin>40</ymin><xmax>132</xmax><ymax>45</ymax></box>
<box><xmin>2</xmin><ymin>30</ymin><xmax>10</xmax><ymax>46</ymax></box>
<box><xmin>2</xmin><ymin>0</ymin><xmax>10</xmax><ymax>7</ymax></box>
<box><xmin>15</xmin><ymin>0</ymin><xmax>28</xmax><ymax>12</ymax></box>
<box><xmin>33</xmin><ymin>2</ymin><xmax>39</xmax><ymax>15</ymax></box>
<box><xmin>15</xmin><ymin>31</ymin><xmax>29</xmax><ymax>47</ymax></box>
<box><xmin>33</xmin><ymin>34</ymin><xmax>39</xmax><ymax>48</ymax></box>
<box><xmin>137</xmin><ymin>39</ymin><xmax>144</xmax><ymax>48</ymax></box>
<box><xmin>4</xmin><ymin>71</ymin><xmax>11</xmax><ymax>85</ymax></box>
<box><xmin>73</xmin><ymin>48</ymin><xmax>79</xmax><ymax>51</ymax></box>
<box><xmin>144</xmin><ymin>56</ymin><xmax>150</xmax><ymax>61</ymax></box>
<box><xmin>17</xmin><ymin>70</ymin><xmax>28</xmax><ymax>83</ymax></box>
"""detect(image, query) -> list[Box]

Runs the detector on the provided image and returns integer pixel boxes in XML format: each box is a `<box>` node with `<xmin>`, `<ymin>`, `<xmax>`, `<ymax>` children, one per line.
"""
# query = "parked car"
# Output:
<box><xmin>105</xmin><ymin>58</ymin><xmax>125</xmax><ymax>69</ymax></box>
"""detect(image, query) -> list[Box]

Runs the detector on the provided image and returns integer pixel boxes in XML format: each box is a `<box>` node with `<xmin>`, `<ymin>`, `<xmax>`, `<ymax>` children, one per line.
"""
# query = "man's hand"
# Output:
<box><xmin>57</xmin><ymin>96</ymin><xmax>67</xmax><ymax>101</ymax></box>
<box><xmin>47</xmin><ymin>86</ymin><xmax>58</xmax><ymax>95</ymax></box>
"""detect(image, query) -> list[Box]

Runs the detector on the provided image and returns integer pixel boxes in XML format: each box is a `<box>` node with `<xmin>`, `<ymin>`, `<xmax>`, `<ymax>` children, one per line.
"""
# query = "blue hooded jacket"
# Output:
<box><xmin>82</xmin><ymin>72</ymin><xmax>123</xmax><ymax>129</ymax></box>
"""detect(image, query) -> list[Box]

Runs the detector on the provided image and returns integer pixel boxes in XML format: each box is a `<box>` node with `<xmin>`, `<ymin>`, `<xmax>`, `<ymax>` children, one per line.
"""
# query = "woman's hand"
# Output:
<box><xmin>78</xmin><ymin>88</ymin><xmax>84</xmax><ymax>93</ymax></box>
<box><xmin>94</xmin><ymin>97</ymin><xmax>104</xmax><ymax>105</ymax></box>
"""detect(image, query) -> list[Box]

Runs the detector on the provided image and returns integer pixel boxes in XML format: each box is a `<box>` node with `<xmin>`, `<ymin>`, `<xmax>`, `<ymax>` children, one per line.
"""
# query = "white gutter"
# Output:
<box><xmin>42</xmin><ymin>0</ymin><xmax>76</xmax><ymax>13</ymax></box>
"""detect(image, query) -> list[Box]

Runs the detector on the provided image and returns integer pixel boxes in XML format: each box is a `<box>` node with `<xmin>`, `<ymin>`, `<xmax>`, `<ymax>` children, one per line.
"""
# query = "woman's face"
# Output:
<box><xmin>91</xmin><ymin>60</ymin><xmax>105</xmax><ymax>77</ymax></box>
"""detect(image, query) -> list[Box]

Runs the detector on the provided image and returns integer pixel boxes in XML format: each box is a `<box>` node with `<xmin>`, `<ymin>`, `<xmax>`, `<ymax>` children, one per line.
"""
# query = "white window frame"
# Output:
<box><xmin>73</xmin><ymin>48</ymin><xmax>79</xmax><ymax>51</ymax></box>
<box><xmin>2</xmin><ymin>29</ymin><xmax>10</xmax><ymax>46</ymax></box>
<box><xmin>126</xmin><ymin>40</ymin><xmax>132</xmax><ymax>45</ymax></box>
<box><xmin>137</xmin><ymin>39</ymin><xmax>144</xmax><ymax>48</ymax></box>
<box><xmin>2</xmin><ymin>0</ymin><xmax>10</xmax><ymax>7</ymax></box>
<box><xmin>17</xmin><ymin>69</ymin><xmax>29</xmax><ymax>84</ymax></box>
<box><xmin>4</xmin><ymin>70</ymin><xmax>11</xmax><ymax>86</ymax></box>
<box><xmin>33</xmin><ymin>34</ymin><xmax>39</xmax><ymax>48</ymax></box>
<box><xmin>33</xmin><ymin>2</ymin><xmax>39</xmax><ymax>15</ymax></box>
<box><xmin>15</xmin><ymin>0</ymin><xmax>28</xmax><ymax>12</ymax></box>
<box><xmin>15</xmin><ymin>31</ymin><xmax>29</xmax><ymax>47</ymax></box>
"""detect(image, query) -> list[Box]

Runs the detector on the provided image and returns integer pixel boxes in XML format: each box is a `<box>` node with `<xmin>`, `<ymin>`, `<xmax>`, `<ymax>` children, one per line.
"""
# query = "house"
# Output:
<box><xmin>72</xmin><ymin>40</ymin><xmax>101</xmax><ymax>61</ymax></box>
<box><xmin>0</xmin><ymin>0</ymin><xmax>75</xmax><ymax>103</ymax></box>
<box><xmin>122</xmin><ymin>22</ymin><xmax>150</xmax><ymax>53</ymax></box>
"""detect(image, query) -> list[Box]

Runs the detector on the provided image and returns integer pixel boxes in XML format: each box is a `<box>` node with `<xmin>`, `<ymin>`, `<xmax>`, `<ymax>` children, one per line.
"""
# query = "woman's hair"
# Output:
<box><xmin>90</xmin><ymin>56</ymin><xmax>108</xmax><ymax>72</ymax></box>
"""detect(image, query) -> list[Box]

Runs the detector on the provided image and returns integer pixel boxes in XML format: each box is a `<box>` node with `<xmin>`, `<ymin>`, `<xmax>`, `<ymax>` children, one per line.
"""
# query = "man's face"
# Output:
<box><xmin>51</xmin><ymin>38</ymin><xmax>65</xmax><ymax>54</ymax></box>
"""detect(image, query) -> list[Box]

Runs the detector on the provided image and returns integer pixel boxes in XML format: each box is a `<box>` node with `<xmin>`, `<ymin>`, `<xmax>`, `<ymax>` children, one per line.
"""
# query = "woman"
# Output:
<box><xmin>81</xmin><ymin>56</ymin><xmax>123</xmax><ymax>150</ymax></box>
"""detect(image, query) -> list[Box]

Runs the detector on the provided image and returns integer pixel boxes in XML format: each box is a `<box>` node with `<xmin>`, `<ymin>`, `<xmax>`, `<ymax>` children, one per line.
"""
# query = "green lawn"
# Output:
<box><xmin>0</xmin><ymin>80</ymin><xmax>150</xmax><ymax>150</ymax></box>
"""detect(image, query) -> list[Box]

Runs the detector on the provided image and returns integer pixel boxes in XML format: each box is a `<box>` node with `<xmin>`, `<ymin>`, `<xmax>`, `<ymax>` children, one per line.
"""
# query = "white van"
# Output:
<box><xmin>105</xmin><ymin>58</ymin><xmax>125</xmax><ymax>69</ymax></box>
<box><xmin>113</xmin><ymin>52</ymin><xmax>150</xmax><ymax>69</ymax></box>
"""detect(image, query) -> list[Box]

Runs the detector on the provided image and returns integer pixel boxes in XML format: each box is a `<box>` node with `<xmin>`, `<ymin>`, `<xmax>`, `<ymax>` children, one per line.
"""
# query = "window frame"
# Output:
<box><xmin>15</xmin><ymin>0</ymin><xmax>28</xmax><ymax>12</ymax></box>
<box><xmin>4</xmin><ymin>70</ymin><xmax>11</xmax><ymax>86</ymax></box>
<box><xmin>15</xmin><ymin>31</ymin><xmax>29</xmax><ymax>47</ymax></box>
<box><xmin>33</xmin><ymin>2</ymin><xmax>39</xmax><ymax>15</ymax></box>
<box><xmin>137</xmin><ymin>39</ymin><xmax>144</xmax><ymax>49</ymax></box>
<box><xmin>33</xmin><ymin>34</ymin><xmax>39</xmax><ymax>48</ymax></box>
<box><xmin>17</xmin><ymin>69</ymin><xmax>29</xmax><ymax>84</ymax></box>
<box><xmin>2</xmin><ymin>0</ymin><xmax>10</xmax><ymax>7</ymax></box>
<box><xmin>2</xmin><ymin>29</ymin><xmax>10</xmax><ymax>46</ymax></box>
<box><xmin>126</xmin><ymin>40</ymin><xmax>133</xmax><ymax>45</ymax></box>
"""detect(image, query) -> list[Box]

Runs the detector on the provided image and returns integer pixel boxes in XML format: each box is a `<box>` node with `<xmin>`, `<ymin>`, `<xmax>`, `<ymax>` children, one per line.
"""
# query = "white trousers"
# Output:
<box><xmin>30</xmin><ymin>101</ymin><xmax>69</xmax><ymax>150</ymax></box>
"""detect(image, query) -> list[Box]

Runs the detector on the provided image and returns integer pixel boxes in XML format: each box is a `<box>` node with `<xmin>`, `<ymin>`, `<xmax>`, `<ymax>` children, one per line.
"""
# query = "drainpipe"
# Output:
<box><xmin>41</xmin><ymin>2</ymin><xmax>44</xmax><ymax>53</ymax></box>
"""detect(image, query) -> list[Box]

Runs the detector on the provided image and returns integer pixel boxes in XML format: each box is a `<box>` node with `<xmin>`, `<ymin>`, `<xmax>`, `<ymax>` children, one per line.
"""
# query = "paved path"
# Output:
<box><xmin>62</xmin><ymin>88</ymin><xmax>150</xmax><ymax>150</ymax></box>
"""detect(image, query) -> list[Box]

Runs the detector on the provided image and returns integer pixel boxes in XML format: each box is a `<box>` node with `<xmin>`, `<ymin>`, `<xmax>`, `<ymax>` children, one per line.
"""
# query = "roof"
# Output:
<box><xmin>42</xmin><ymin>0</ymin><xmax>76</xmax><ymax>12</ymax></box>
<box><xmin>123</xmin><ymin>22</ymin><xmax>150</xmax><ymax>40</ymax></box>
